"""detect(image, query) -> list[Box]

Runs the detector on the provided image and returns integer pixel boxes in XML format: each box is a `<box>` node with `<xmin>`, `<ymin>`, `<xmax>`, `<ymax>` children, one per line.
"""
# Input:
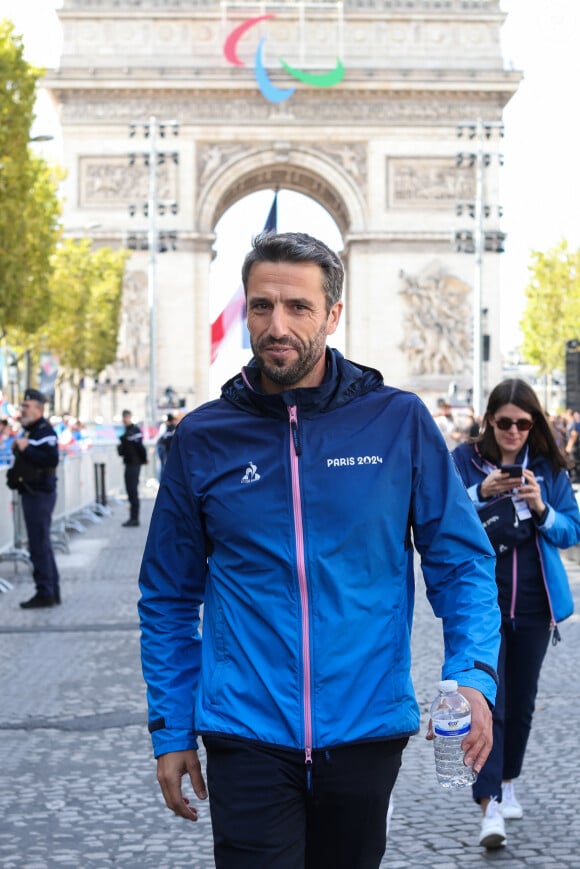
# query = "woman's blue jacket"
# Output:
<box><xmin>452</xmin><ymin>442</ymin><xmax>580</xmax><ymax>625</ymax></box>
<box><xmin>138</xmin><ymin>351</ymin><xmax>500</xmax><ymax>758</ymax></box>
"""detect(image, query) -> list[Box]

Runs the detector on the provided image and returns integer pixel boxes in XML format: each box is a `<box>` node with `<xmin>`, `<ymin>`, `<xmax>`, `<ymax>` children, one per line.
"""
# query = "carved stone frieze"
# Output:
<box><xmin>59</xmin><ymin>17</ymin><xmax>500</xmax><ymax>67</ymax></box>
<box><xmin>316</xmin><ymin>143</ymin><xmax>367</xmax><ymax>186</ymax></box>
<box><xmin>398</xmin><ymin>266</ymin><xmax>471</xmax><ymax>376</ymax></box>
<box><xmin>198</xmin><ymin>143</ymin><xmax>250</xmax><ymax>187</ymax></box>
<box><xmin>389</xmin><ymin>157</ymin><xmax>475</xmax><ymax>207</ymax></box>
<box><xmin>62</xmin><ymin>0</ymin><xmax>500</xmax><ymax>13</ymax></box>
<box><xmin>79</xmin><ymin>155</ymin><xmax>178</xmax><ymax>206</ymax></box>
<box><xmin>197</xmin><ymin>141</ymin><xmax>367</xmax><ymax>192</ymax></box>
<box><xmin>58</xmin><ymin>89</ymin><xmax>504</xmax><ymax>127</ymax></box>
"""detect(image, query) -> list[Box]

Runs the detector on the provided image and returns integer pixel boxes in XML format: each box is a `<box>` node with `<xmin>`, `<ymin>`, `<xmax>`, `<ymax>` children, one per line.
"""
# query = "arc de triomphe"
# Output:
<box><xmin>46</xmin><ymin>0</ymin><xmax>520</xmax><ymax>414</ymax></box>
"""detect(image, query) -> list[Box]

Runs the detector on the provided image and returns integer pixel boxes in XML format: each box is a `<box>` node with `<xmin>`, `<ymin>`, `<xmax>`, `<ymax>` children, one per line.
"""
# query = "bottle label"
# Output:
<box><xmin>433</xmin><ymin>716</ymin><xmax>471</xmax><ymax>737</ymax></box>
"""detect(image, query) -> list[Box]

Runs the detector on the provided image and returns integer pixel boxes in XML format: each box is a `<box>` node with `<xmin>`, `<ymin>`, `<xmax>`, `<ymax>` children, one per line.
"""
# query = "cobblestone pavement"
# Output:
<box><xmin>1</xmin><ymin>486</ymin><xmax>579</xmax><ymax>868</ymax></box>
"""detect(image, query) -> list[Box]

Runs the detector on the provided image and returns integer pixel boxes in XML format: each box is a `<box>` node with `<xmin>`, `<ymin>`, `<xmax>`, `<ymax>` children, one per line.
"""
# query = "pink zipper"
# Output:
<box><xmin>535</xmin><ymin>534</ymin><xmax>557</xmax><ymax>631</ymax></box>
<box><xmin>288</xmin><ymin>405</ymin><xmax>313</xmax><ymax>768</ymax></box>
<box><xmin>510</xmin><ymin>547</ymin><xmax>518</xmax><ymax>622</ymax></box>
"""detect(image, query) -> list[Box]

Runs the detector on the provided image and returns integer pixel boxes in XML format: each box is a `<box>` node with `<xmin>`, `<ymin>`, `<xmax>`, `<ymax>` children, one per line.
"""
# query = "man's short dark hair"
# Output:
<box><xmin>241</xmin><ymin>231</ymin><xmax>344</xmax><ymax>313</ymax></box>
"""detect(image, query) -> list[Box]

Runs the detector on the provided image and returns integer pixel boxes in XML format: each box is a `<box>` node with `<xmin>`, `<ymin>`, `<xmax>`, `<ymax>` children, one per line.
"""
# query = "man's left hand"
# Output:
<box><xmin>425</xmin><ymin>685</ymin><xmax>492</xmax><ymax>774</ymax></box>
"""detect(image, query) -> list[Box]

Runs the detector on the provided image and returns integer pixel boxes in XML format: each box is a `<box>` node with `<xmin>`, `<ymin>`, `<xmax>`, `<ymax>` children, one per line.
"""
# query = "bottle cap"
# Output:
<box><xmin>438</xmin><ymin>679</ymin><xmax>458</xmax><ymax>692</ymax></box>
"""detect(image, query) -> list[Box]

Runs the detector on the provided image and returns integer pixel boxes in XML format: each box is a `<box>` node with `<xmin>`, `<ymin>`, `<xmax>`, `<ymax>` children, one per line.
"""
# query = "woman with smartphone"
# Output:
<box><xmin>452</xmin><ymin>378</ymin><xmax>580</xmax><ymax>851</ymax></box>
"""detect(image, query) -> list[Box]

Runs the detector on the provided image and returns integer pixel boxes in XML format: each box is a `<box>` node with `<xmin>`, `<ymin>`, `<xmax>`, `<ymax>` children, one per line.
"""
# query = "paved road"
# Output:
<box><xmin>1</xmin><ymin>486</ymin><xmax>579</xmax><ymax>868</ymax></box>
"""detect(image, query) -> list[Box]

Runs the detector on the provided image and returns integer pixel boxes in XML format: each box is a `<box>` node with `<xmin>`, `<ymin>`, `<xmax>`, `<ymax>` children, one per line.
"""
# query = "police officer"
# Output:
<box><xmin>118</xmin><ymin>409</ymin><xmax>147</xmax><ymax>527</ymax></box>
<box><xmin>155</xmin><ymin>412</ymin><xmax>178</xmax><ymax>481</ymax></box>
<box><xmin>11</xmin><ymin>389</ymin><xmax>61</xmax><ymax>609</ymax></box>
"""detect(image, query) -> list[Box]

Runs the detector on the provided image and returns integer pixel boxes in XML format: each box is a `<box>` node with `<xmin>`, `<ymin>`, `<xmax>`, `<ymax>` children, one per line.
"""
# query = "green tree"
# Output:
<box><xmin>0</xmin><ymin>21</ymin><xmax>61</xmax><ymax>336</ymax></box>
<box><xmin>520</xmin><ymin>239</ymin><xmax>580</xmax><ymax>377</ymax></box>
<box><xmin>45</xmin><ymin>239</ymin><xmax>129</xmax><ymax>416</ymax></box>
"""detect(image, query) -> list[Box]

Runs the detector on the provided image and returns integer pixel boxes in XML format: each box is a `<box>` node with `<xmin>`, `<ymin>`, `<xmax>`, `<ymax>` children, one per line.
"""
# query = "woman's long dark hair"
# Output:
<box><xmin>475</xmin><ymin>379</ymin><xmax>571</xmax><ymax>474</ymax></box>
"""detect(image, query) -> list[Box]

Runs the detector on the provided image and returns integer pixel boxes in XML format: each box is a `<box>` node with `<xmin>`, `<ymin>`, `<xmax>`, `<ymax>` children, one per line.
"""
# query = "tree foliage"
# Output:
<box><xmin>45</xmin><ymin>239</ymin><xmax>129</xmax><ymax>412</ymax></box>
<box><xmin>520</xmin><ymin>239</ymin><xmax>580</xmax><ymax>375</ymax></box>
<box><xmin>0</xmin><ymin>21</ymin><xmax>61</xmax><ymax>336</ymax></box>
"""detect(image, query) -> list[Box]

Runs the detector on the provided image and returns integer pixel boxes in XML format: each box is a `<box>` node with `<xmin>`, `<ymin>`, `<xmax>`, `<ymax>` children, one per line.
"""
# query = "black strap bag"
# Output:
<box><xmin>478</xmin><ymin>495</ymin><xmax>532</xmax><ymax>556</ymax></box>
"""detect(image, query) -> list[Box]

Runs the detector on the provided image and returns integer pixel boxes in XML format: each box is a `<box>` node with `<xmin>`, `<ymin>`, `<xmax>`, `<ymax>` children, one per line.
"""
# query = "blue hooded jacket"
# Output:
<box><xmin>453</xmin><ymin>441</ymin><xmax>580</xmax><ymax>625</ymax></box>
<box><xmin>139</xmin><ymin>351</ymin><xmax>500</xmax><ymax>758</ymax></box>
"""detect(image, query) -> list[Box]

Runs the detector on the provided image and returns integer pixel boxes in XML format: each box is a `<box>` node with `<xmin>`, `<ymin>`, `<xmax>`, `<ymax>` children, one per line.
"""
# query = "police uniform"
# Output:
<box><xmin>118</xmin><ymin>414</ymin><xmax>147</xmax><ymax>526</ymax></box>
<box><xmin>13</xmin><ymin>390</ymin><xmax>61</xmax><ymax>608</ymax></box>
<box><xmin>155</xmin><ymin>415</ymin><xmax>177</xmax><ymax>480</ymax></box>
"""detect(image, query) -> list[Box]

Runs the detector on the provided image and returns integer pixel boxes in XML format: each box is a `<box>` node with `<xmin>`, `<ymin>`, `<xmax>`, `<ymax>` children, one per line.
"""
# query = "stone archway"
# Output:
<box><xmin>197</xmin><ymin>144</ymin><xmax>366</xmax><ymax>236</ymax></box>
<box><xmin>46</xmin><ymin>0</ymin><xmax>520</xmax><ymax>413</ymax></box>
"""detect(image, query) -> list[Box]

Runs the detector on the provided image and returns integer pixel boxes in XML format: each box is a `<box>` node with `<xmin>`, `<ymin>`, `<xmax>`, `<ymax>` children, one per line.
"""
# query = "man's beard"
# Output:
<box><xmin>252</xmin><ymin>325</ymin><xmax>328</xmax><ymax>388</ymax></box>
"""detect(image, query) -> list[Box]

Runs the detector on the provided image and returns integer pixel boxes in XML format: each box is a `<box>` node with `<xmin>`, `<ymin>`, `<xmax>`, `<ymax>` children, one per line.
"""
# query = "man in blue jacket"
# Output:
<box><xmin>139</xmin><ymin>232</ymin><xmax>501</xmax><ymax>869</ymax></box>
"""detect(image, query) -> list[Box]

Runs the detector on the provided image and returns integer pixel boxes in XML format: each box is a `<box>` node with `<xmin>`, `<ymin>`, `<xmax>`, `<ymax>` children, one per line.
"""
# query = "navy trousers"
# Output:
<box><xmin>124</xmin><ymin>463</ymin><xmax>141</xmax><ymax>520</ymax></box>
<box><xmin>203</xmin><ymin>735</ymin><xmax>406</xmax><ymax>869</ymax></box>
<box><xmin>473</xmin><ymin>619</ymin><xmax>550</xmax><ymax>802</ymax></box>
<box><xmin>21</xmin><ymin>489</ymin><xmax>60</xmax><ymax>601</ymax></box>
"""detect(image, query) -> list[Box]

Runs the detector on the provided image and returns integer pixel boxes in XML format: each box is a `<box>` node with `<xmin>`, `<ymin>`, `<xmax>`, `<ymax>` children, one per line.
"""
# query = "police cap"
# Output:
<box><xmin>23</xmin><ymin>388</ymin><xmax>47</xmax><ymax>405</ymax></box>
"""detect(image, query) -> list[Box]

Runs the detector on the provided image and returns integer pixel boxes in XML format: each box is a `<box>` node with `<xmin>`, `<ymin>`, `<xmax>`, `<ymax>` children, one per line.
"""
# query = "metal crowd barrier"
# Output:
<box><xmin>0</xmin><ymin>442</ymin><xmax>131</xmax><ymax>581</ymax></box>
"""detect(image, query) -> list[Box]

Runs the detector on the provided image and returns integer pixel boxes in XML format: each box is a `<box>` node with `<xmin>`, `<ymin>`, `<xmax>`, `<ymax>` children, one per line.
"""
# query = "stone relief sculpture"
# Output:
<box><xmin>390</xmin><ymin>158</ymin><xmax>475</xmax><ymax>206</ymax></box>
<box><xmin>317</xmin><ymin>143</ymin><xmax>367</xmax><ymax>186</ymax></box>
<box><xmin>80</xmin><ymin>157</ymin><xmax>176</xmax><ymax>206</ymax></box>
<box><xmin>65</xmin><ymin>1</ymin><xmax>499</xmax><ymax>9</ymax></box>
<box><xmin>62</xmin><ymin>93</ymin><xmax>497</xmax><ymax>126</ymax></box>
<box><xmin>398</xmin><ymin>266</ymin><xmax>471</xmax><ymax>376</ymax></box>
<box><xmin>198</xmin><ymin>143</ymin><xmax>249</xmax><ymax>187</ymax></box>
<box><xmin>117</xmin><ymin>270</ymin><xmax>149</xmax><ymax>370</ymax></box>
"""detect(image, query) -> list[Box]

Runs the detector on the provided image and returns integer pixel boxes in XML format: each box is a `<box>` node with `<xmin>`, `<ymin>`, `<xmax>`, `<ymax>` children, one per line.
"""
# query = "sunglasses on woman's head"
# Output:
<box><xmin>494</xmin><ymin>417</ymin><xmax>533</xmax><ymax>432</ymax></box>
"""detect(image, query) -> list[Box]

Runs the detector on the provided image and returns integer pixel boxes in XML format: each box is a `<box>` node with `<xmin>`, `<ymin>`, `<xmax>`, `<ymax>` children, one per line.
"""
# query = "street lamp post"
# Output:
<box><xmin>455</xmin><ymin>120</ymin><xmax>504</xmax><ymax>415</ymax></box>
<box><xmin>472</xmin><ymin>121</ymin><xmax>485</xmax><ymax>418</ymax></box>
<box><xmin>128</xmin><ymin>118</ymin><xmax>179</xmax><ymax>433</ymax></box>
<box><xmin>147</xmin><ymin>117</ymin><xmax>158</xmax><ymax>434</ymax></box>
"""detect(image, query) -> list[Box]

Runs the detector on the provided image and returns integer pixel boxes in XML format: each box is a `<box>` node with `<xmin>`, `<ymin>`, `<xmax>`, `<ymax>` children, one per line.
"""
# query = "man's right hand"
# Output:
<box><xmin>156</xmin><ymin>749</ymin><xmax>208</xmax><ymax>821</ymax></box>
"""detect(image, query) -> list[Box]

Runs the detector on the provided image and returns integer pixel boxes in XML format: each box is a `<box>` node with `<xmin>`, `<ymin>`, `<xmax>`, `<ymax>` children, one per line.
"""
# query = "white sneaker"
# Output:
<box><xmin>501</xmin><ymin>781</ymin><xmax>523</xmax><ymax>819</ymax></box>
<box><xmin>479</xmin><ymin>798</ymin><xmax>507</xmax><ymax>849</ymax></box>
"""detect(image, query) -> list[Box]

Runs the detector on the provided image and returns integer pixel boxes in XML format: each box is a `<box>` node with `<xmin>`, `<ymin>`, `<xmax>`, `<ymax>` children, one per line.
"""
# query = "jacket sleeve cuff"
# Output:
<box><xmin>468</xmin><ymin>482</ymin><xmax>487</xmax><ymax>508</ymax></box>
<box><xmin>151</xmin><ymin>728</ymin><xmax>199</xmax><ymax>758</ymax></box>
<box><xmin>535</xmin><ymin>504</ymin><xmax>554</xmax><ymax>529</ymax></box>
<box><xmin>444</xmin><ymin>665</ymin><xmax>498</xmax><ymax>709</ymax></box>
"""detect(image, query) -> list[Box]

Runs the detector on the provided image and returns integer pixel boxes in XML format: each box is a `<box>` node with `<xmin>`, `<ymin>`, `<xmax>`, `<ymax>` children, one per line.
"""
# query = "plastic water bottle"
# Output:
<box><xmin>431</xmin><ymin>679</ymin><xmax>477</xmax><ymax>789</ymax></box>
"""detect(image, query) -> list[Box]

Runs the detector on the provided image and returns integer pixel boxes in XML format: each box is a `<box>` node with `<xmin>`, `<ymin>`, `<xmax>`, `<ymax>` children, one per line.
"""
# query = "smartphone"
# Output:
<box><xmin>501</xmin><ymin>464</ymin><xmax>523</xmax><ymax>478</ymax></box>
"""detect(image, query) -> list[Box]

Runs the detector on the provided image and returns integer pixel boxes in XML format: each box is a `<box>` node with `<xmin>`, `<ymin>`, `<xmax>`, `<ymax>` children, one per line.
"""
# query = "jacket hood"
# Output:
<box><xmin>220</xmin><ymin>348</ymin><xmax>383</xmax><ymax>419</ymax></box>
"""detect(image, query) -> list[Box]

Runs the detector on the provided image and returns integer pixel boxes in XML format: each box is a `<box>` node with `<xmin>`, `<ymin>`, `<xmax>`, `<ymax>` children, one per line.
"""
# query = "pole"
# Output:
<box><xmin>472</xmin><ymin>118</ymin><xmax>484</xmax><ymax>417</ymax></box>
<box><xmin>25</xmin><ymin>350</ymin><xmax>31</xmax><ymax>390</ymax></box>
<box><xmin>148</xmin><ymin>116</ymin><xmax>158</xmax><ymax>434</ymax></box>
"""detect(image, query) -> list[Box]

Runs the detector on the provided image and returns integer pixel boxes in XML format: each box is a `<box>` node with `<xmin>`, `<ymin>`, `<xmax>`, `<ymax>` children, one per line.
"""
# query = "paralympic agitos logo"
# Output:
<box><xmin>223</xmin><ymin>14</ymin><xmax>345</xmax><ymax>103</ymax></box>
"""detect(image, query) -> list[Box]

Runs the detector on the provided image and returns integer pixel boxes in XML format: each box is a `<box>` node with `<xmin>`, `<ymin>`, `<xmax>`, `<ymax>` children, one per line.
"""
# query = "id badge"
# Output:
<box><xmin>512</xmin><ymin>494</ymin><xmax>531</xmax><ymax>521</ymax></box>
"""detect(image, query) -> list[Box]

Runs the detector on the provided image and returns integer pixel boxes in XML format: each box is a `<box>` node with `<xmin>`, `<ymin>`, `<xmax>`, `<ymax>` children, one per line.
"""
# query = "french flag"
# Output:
<box><xmin>210</xmin><ymin>193</ymin><xmax>278</xmax><ymax>364</ymax></box>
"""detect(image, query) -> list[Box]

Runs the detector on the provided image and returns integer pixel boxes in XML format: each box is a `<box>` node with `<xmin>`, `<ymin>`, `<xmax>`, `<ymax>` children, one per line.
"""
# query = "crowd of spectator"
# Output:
<box><xmin>3</xmin><ymin>387</ymin><xmax>578</xmax><ymax>481</ymax></box>
<box><xmin>0</xmin><ymin>392</ymin><xmax>93</xmax><ymax>466</ymax></box>
<box><xmin>431</xmin><ymin>399</ymin><xmax>580</xmax><ymax>484</ymax></box>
